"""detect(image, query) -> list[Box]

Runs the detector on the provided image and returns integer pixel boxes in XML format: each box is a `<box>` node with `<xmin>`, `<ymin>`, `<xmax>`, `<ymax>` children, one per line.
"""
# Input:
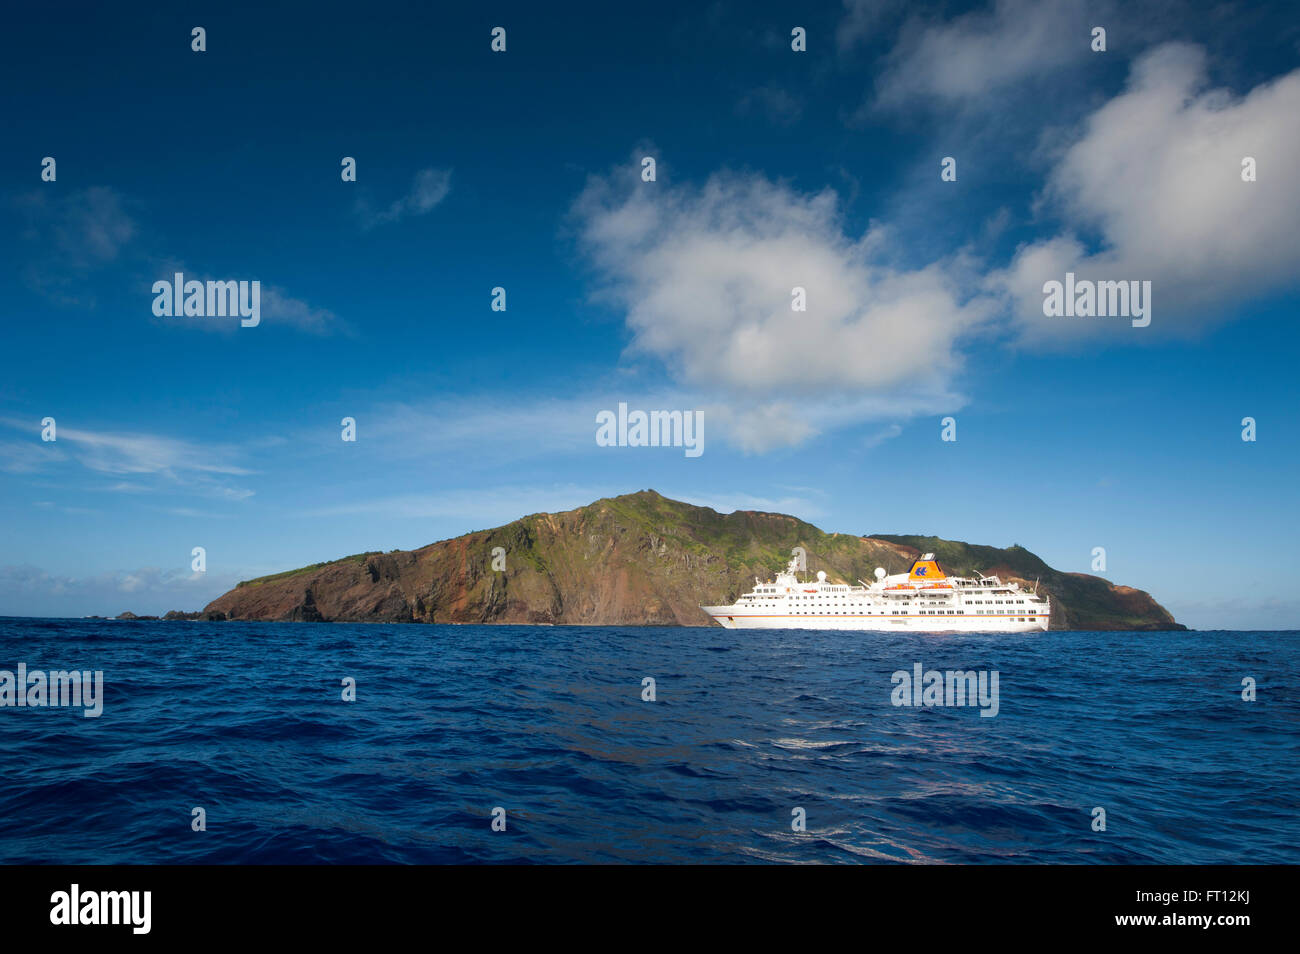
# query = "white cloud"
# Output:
<box><xmin>572</xmin><ymin>163</ymin><xmax>984</xmax><ymax>449</ymax></box>
<box><xmin>872</xmin><ymin>0</ymin><xmax>1093</xmax><ymax>107</ymax></box>
<box><xmin>357</xmin><ymin>167</ymin><xmax>452</xmax><ymax>229</ymax></box>
<box><xmin>569</xmin><ymin>45</ymin><xmax>1299</xmax><ymax>449</ymax></box>
<box><xmin>992</xmin><ymin>44</ymin><xmax>1300</xmax><ymax>341</ymax></box>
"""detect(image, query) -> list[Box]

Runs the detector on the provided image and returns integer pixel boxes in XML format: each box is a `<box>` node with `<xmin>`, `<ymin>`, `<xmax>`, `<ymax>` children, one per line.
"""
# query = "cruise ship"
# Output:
<box><xmin>701</xmin><ymin>553</ymin><xmax>1050</xmax><ymax>631</ymax></box>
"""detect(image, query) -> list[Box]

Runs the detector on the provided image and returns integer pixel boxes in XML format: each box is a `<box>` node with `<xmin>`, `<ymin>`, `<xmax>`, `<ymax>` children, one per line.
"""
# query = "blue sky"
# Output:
<box><xmin>1</xmin><ymin>0</ymin><xmax>1297</xmax><ymax>628</ymax></box>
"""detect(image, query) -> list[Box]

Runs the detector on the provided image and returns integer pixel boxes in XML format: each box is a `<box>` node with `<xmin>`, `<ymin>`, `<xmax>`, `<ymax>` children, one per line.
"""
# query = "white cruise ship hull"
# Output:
<box><xmin>702</xmin><ymin>552</ymin><xmax>1051</xmax><ymax>633</ymax></box>
<box><xmin>701</xmin><ymin>608</ymin><xmax>1049</xmax><ymax>632</ymax></box>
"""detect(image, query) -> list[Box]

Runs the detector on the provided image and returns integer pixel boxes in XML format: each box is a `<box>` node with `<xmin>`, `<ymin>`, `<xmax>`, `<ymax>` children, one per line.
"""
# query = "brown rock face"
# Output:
<box><xmin>201</xmin><ymin>490</ymin><xmax>1184</xmax><ymax>630</ymax></box>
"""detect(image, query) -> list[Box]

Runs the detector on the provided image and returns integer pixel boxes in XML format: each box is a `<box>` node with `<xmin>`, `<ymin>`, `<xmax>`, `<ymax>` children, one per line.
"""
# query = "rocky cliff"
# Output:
<box><xmin>200</xmin><ymin>490</ymin><xmax>1184</xmax><ymax>630</ymax></box>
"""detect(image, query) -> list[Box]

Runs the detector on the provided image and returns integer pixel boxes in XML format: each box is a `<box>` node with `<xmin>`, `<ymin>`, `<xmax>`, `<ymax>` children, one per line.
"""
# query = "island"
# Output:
<box><xmin>169</xmin><ymin>490</ymin><xmax>1183</xmax><ymax>630</ymax></box>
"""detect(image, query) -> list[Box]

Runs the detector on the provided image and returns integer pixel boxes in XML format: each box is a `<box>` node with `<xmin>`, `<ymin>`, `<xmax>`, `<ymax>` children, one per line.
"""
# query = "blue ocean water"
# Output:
<box><xmin>0</xmin><ymin>618</ymin><xmax>1293</xmax><ymax>864</ymax></box>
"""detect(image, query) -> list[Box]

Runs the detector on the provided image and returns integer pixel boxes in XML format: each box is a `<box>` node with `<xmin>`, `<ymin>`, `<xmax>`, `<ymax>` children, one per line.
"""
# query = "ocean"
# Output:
<box><xmin>0</xmin><ymin>618</ymin><xmax>1293</xmax><ymax>864</ymax></box>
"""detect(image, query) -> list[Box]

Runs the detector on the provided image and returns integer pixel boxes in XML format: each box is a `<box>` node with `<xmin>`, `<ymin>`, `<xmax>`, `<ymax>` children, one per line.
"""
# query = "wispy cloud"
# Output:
<box><xmin>0</xmin><ymin>417</ymin><xmax>255</xmax><ymax>500</ymax></box>
<box><xmin>869</xmin><ymin>0</ymin><xmax>1095</xmax><ymax>108</ymax></box>
<box><xmin>10</xmin><ymin>186</ymin><xmax>341</xmax><ymax>333</ymax></box>
<box><xmin>837</xmin><ymin>0</ymin><xmax>907</xmax><ymax>53</ymax></box>
<box><xmin>13</xmin><ymin>186</ymin><xmax>136</xmax><ymax>266</ymax></box>
<box><xmin>12</xmin><ymin>186</ymin><xmax>137</xmax><ymax>305</ymax></box>
<box><xmin>0</xmin><ymin>438</ymin><xmax>67</xmax><ymax>474</ymax></box>
<box><xmin>33</xmin><ymin>500</ymin><xmax>99</xmax><ymax>515</ymax></box>
<box><xmin>145</xmin><ymin>255</ymin><xmax>348</xmax><ymax>336</ymax></box>
<box><xmin>736</xmin><ymin>85</ymin><xmax>803</xmax><ymax>126</ymax></box>
<box><xmin>299</xmin><ymin>483</ymin><xmax>829</xmax><ymax>533</ymax></box>
<box><xmin>356</xmin><ymin>167</ymin><xmax>452</xmax><ymax>229</ymax></box>
<box><xmin>300</xmin><ymin>483</ymin><xmax>618</xmax><ymax>525</ymax></box>
<box><xmin>260</xmin><ymin>285</ymin><xmax>345</xmax><ymax>335</ymax></box>
<box><xmin>353</xmin><ymin>396</ymin><xmax>600</xmax><ymax>462</ymax></box>
<box><xmin>0</xmin><ymin>563</ymin><xmax>241</xmax><ymax>617</ymax></box>
<box><xmin>863</xmin><ymin>423</ymin><xmax>903</xmax><ymax>448</ymax></box>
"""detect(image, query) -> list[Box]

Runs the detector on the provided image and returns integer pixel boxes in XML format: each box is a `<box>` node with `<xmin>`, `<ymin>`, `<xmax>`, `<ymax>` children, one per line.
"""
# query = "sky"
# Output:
<box><xmin>1</xmin><ymin>0</ymin><xmax>1297</xmax><ymax>628</ymax></box>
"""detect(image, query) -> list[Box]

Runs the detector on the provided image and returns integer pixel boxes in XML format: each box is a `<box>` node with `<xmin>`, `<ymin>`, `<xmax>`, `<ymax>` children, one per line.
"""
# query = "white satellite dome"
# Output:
<box><xmin>874</xmin><ymin>567</ymin><xmax>886</xmax><ymax>580</ymax></box>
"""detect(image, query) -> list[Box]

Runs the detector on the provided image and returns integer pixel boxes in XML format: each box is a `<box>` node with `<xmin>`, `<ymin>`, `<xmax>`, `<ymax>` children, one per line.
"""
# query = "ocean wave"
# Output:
<box><xmin>0</xmin><ymin>619</ymin><xmax>1295</xmax><ymax>863</ymax></box>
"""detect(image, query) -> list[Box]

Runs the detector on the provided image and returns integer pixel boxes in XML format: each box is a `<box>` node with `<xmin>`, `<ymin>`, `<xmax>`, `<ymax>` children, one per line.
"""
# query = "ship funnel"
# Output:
<box><xmin>907</xmin><ymin>554</ymin><xmax>947</xmax><ymax>581</ymax></box>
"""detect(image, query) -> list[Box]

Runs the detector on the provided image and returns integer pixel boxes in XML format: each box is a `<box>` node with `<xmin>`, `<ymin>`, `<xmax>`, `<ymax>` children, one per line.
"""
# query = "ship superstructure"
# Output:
<box><xmin>701</xmin><ymin>553</ymin><xmax>1050</xmax><ymax>631</ymax></box>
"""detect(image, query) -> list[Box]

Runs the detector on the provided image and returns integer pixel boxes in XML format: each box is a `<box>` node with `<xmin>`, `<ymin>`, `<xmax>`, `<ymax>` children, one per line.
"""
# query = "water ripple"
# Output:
<box><xmin>0</xmin><ymin>619</ymin><xmax>1294</xmax><ymax>864</ymax></box>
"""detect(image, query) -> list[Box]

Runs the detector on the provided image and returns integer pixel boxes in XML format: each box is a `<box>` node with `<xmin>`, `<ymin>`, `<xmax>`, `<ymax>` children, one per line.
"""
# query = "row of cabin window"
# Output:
<box><xmin>783</xmin><ymin>610</ymin><xmax>1041</xmax><ymax>619</ymax></box>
